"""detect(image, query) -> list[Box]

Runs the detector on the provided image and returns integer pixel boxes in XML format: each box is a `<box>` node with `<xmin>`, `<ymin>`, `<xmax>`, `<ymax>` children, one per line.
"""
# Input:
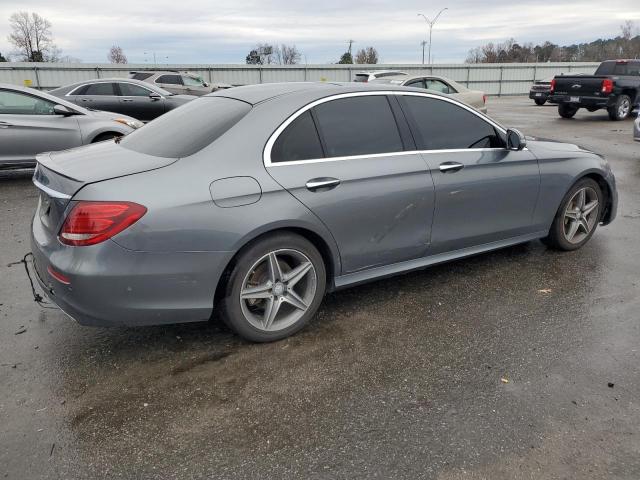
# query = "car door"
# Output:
<box><xmin>116</xmin><ymin>82</ymin><xmax>164</xmax><ymax>121</ymax></box>
<box><xmin>70</xmin><ymin>82</ymin><xmax>121</xmax><ymax>113</ymax></box>
<box><xmin>154</xmin><ymin>74</ymin><xmax>184</xmax><ymax>95</ymax></box>
<box><xmin>0</xmin><ymin>89</ymin><xmax>82</xmax><ymax>166</ymax></box>
<box><xmin>398</xmin><ymin>93</ymin><xmax>540</xmax><ymax>254</ymax></box>
<box><xmin>265</xmin><ymin>94</ymin><xmax>436</xmax><ymax>274</ymax></box>
<box><xmin>181</xmin><ymin>75</ymin><xmax>210</xmax><ymax>96</ymax></box>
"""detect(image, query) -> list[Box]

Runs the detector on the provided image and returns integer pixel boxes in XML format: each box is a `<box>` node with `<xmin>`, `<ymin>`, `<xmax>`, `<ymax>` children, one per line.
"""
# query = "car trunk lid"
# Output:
<box><xmin>553</xmin><ymin>75</ymin><xmax>606</xmax><ymax>96</ymax></box>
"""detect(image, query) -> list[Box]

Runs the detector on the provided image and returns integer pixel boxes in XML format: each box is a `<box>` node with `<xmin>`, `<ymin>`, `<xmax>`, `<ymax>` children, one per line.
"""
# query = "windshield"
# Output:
<box><xmin>119</xmin><ymin>97</ymin><xmax>251</xmax><ymax>158</ymax></box>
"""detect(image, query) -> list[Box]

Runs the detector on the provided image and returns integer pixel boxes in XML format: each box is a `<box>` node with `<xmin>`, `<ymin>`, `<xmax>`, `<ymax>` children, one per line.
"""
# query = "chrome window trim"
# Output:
<box><xmin>32</xmin><ymin>178</ymin><xmax>71</xmax><ymax>200</ymax></box>
<box><xmin>263</xmin><ymin>90</ymin><xmax>508</xmax><ymax>168</ymax></box>
<box><xmin>66</xmin><ymin>81</ymin><xmax>158</xmax><ymax>97</ymax></box>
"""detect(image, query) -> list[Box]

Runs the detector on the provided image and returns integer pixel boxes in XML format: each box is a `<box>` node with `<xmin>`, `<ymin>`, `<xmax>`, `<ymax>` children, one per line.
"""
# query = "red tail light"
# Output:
<box><xmin>601</xmin><ymin>78</ymin><xmax>614</xmax><ymax>94</ymax></box>
<box><xmin>59</xmin><ymin>201</ymin><xmax>147</xmax><ymax>246</ymax></box>
<box><xmin>483</xmin><ymin>94</ymin><xmax>488</xmax><ymax>104</ymax></box>
<box><xmin>549</xmin><ymin>78</ymin><xmax>556</xmax><ymax>94</ymax></box>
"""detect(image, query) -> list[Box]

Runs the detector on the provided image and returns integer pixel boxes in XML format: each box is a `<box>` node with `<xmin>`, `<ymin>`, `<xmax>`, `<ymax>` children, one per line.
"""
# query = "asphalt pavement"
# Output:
<box><xmin>1</xmin><ymin>97</ymin><xmax>639</xmax><ymax>479</ymax></box>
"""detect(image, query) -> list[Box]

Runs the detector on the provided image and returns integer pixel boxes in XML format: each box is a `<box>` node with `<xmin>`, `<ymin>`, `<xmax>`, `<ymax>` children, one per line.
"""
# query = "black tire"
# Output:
<box><xmin>558</xmin><ymin>103</ymin><xmax>578</xmax><ymax>119</ymax></box>
<box><xmin>607</xmin><ymin>94</ymin><xmax>632</xmax><ymax>121</ymax></box>
<box><xmin>542</xmin><ymin>178</ymin><xmax>603</xmax><ymax>251</ymax></box>
<box><xmin>534</xmin><ymin>98</ymin><xmax>546</xmax><ymax>106</ymax></box>
<box><xmin>91</xmin><ymin>132</ymin><xmax>121</xmax><ymax>143</ymax></box>
<box><xmin>220</xmin><ymin>232</ymin><xmax>326</xmax><ymax>342</ymax></box>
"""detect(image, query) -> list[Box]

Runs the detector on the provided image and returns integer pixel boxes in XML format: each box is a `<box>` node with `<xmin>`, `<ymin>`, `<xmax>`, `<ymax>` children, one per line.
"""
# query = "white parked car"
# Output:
<box><xmin>353</xmin><ymin>70</ymin><xmax>408</xmax><ymax>83</ymax></box>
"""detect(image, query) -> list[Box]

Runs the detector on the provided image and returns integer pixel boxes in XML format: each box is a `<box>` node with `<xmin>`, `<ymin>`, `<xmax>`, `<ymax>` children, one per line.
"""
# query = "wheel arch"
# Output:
<box><xmin>90</xmin><ymin>131</ymin><xmax>123</xmax><ymax>143</ymax></box>
<box><xmin>568</xmin><ymin>171</ymin><xmax>614</xmax><ymax>225</ymax></box>
<box><xmin>213</xmin><ymin>225</ymin><xmax>341</xmax><ymax>311</ymax></box>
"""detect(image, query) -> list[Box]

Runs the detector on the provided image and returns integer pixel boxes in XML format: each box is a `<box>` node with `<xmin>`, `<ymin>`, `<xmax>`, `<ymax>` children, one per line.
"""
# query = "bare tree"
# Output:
<box><xmin>108</xmin><ymin>45</ymin><xmax>128</xmax><ymax>64</ymax></box>
<box><xmin>7</xmin><ymin>12</ymin><xmax>59</xmax><ymax>62</ymax></box>
<box><xmin>354</xmin><ymin>47</ymin><xmax>379</xmax><ymax>64</ymax></box>
<box><xmin>275</xmin><ymin>44</ymin><xmax>301</xmax><ymax>65</ymax></box>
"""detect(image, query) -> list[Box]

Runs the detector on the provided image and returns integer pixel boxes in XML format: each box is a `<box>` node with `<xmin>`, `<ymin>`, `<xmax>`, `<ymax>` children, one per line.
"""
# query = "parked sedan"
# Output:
<box><xmin>353</xmin><ymin>70</ymin><xmax>408</xmax><ymax>82</ymax></box>
<box><xmin>129</xmin><ymin>70</ymin><xmax>223</xmax><ymax>96</ymax></box>
<box><xmin>31</xmin><ymin>82</ymin><xmax>616</xmax><ymax>343</ymax></box>
<box><xmin>370</xmin><ymin>74</ymin><xmax>488</xmax><ymax>113</ymax></box>
<box><xmin>49</xmin><ymin>79</ymin><xmax>195</xmax><ymax>122</ymax></box>
<box><xmin>0</xmin><ymin>83</ymin><xmax>141</xmax><ymax>169</ymax></box>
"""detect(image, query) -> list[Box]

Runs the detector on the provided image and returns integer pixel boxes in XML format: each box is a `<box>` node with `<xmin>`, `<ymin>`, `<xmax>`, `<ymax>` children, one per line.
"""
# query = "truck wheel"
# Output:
<box><xmin>558</xmin><ymin>104</ymin><xmax>578</xmax><ymax>119</ymax></box>
<box><xmin>534</xmin><ymin>99</ymin><xmax>546</xmax><ymax>106</ymax></box>
<box><xmin>607</xmin><ymin>95</ymin><xmax>631</xmax><ymax>121</ymax></box>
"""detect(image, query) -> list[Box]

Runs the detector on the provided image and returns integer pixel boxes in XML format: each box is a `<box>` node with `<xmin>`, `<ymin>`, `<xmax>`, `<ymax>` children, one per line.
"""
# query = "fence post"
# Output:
<box><xmin>259</xmin><ymin>66</ymin><xmax>263</xmax><ymax>84</ymax></box>
<box><xmin>533</xmin><ymin>63</ymin><xmax>537</xmax><ymax>82</ymax></box>
<box><xmin>33</xmin><ymin>65</ymin><xmax>41</xmax><ymax>89</ymax></box>
<box><xmin>466</xmin><ymin>65</ymin><xmax>471</xmax><ymax>88</ymax></box>
<box><xmin>498</xmin><ymin>65</ymin><xmax>504</xmax><ymax>96</ymax></box>
<box><xmin>95</xmin><ymin>66</ymin><xmax>101</xmax><ymax>79</ymax></box>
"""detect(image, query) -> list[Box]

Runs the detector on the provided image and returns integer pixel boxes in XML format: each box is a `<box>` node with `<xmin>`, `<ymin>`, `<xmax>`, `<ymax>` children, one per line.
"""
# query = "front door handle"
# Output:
<box><xmin>439</xmin><ymin>162</ymin><xmax>464</xmax><ymax>173</ymax></box>
<box><xmin>121</xmin><ymin>98</ymin><xmax>134</xmax><ymax>102</ymax></box>
<box><xmin>305</xmin><ymin>177</ymin><xmax>341</xmax><ymax>191</ymax></box>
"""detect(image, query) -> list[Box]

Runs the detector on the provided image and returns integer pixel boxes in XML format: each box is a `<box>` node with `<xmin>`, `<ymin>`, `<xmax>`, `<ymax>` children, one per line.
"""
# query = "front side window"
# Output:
<box><xmin>271</xmin><ymin>111</ymin><xmax>324</xmax><ymax>163</ymax></box>
<box><xmin>312</xmin><ymin>95</ymin><xmax>403</xmax><ymax>158</ymax></box>
<box><xmin>131</xmin><ymin>72</ymin><xmax>153</xmax><ymax>80</ymax></box>
<box><xmin>182</xmin><ymin>76</ymin><xmax>204</xmax><ymax>86</ymax></box>
<box><xmin>83</xmin><ymin>83</ymin><xmax>117</xmax><ymax>96</ymax></box>
<box><xmin>119</xmin><ymin>83</ymin><xmax>152</xmax><ymax>97</ymax></box>
<box><xmin>400</xmin><ymin>95</ymin><xmax>503</xmax><ymax>150</ymax></box>
<box><xmin>156</xmin><ymin>74</ymin><xmax>183</xmax><ymax>85</ymax></box>
<box><xmin>0</xmin><ymin>90</ymin><xmax>56</xmax><ymax>115</ymax></box>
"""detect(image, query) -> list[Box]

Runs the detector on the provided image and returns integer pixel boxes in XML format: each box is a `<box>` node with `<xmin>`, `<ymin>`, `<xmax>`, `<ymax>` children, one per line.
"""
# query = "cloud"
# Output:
<box><xmin>0</xmin><ymin>0</ymin><xmax>638</xmax><ymax>63</ymax></box>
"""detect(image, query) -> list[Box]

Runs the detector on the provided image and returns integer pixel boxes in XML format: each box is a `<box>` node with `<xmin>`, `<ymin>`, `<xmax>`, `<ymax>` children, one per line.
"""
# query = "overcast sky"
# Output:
<box><xmin>0</xmin><ymin>0</ymin><xmax>638</xmax><ymax>64</ymax></box>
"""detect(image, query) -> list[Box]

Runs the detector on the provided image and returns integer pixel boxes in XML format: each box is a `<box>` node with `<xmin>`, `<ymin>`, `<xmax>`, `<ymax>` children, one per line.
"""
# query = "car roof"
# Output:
<box><xmin>49</xmin><ymin>77</ymin><xmax>172</xmax><ymax>96</ymax></box>
<box><xmin>355</xmin><ymin>70</ymin><xmax>407</xmax><ymax>76</ymax></box>
<box><xmin>208</xmin><ymin>81</ymin><xmax>449</xmax><ymax>105</ymax></box>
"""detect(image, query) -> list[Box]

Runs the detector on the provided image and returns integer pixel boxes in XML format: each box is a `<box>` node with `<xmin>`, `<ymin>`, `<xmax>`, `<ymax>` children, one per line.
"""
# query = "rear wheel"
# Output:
<box><xmin>220</xmin><ymin>233</ymin><xmax>326</xmax><ymax>342</ymax></box>
<box><xmin>558</xmin><ymin>103</ymin><xmax>578</xmax><ymax>119</ymax></box>
<box><xmin>543</xmin><ymin>178</ymin><xmax>602</xmax><ymax>251</ymax></box>
<box><xmin>607</xmin><ymin>95</ymin><xmax>631</xmax><ymax>121</ymax></box>
<box><xmin>534</xmin><ymin>98</ymin><xmax>546</xmax><ymax>106</ymax></box>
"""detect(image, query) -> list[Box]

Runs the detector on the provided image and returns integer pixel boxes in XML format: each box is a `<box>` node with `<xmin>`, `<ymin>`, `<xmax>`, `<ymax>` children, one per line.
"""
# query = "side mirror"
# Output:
<box><xmin>149</xmin><ymin>92</ymin><xmax>162</xmax><ymax>101</ymax></box>
<box><xmin>506</xmin><ymin>128</ymin><xmax>526</xmax><ymax>151</ymax></box>
<box><xmin>53</xmin><ymin>104</ymin><xmax>75</xmax><ymax>116</ymax></box>
<box><xmin>202</xmin><ymin>82</ymin><xmax>209</xmax><ymax>87</ymax></box>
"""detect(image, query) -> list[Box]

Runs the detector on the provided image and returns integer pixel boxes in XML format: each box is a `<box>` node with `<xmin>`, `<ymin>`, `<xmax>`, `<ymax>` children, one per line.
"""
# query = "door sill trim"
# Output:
<box><xmin>333</xmin><ymin>231</ymin><xmax>547</xmax><ymax>289</ymax></box>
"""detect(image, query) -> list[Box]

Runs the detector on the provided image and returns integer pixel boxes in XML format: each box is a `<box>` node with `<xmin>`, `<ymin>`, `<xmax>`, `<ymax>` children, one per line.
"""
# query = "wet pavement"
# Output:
<box><xmin>1</xmin><ymin>97</ymin><xmax>639</xmax><ymax>479</ymax></box>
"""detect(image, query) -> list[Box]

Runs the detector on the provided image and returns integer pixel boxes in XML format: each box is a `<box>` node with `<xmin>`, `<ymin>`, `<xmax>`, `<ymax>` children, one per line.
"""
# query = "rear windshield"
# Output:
<box><xmin>353</xmin><ymin>75</ymin><xmax>369</xmax><ymax>82</ymax></box>
<box><xmin>595</xmin><ymin>62</ymin><xmax>640</xmax><ymax>76</ymax></box>
<box><xmin>131</xmin><ymin>72</ymin><xmax>153</xmax><ymax>80</ymax></box>
<box><xmin>119</xmin><ymin>97</ymin><xmax>251</xmax><ymax>158</ymax></box>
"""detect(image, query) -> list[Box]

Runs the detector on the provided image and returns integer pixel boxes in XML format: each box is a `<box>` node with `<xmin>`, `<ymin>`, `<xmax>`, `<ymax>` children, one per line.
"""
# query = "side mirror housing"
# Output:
<box><xmin>202</xmin><ymin>82</ymin><xmax>209</xmax><ymax>87</ymax></box>
<box><xmin>149</xmin><ymin>92</ymin><xmax>162</xmax><ymax>101</ymax></box>
<box><xmin>53</xmin><ymin>104</ymin><xmax>75</xmax><ymax>116</ymax></box>
<box><xmin>506</xmin><ymin>128</ymin><xmax>526</xmax><ymax>151</ymax></box>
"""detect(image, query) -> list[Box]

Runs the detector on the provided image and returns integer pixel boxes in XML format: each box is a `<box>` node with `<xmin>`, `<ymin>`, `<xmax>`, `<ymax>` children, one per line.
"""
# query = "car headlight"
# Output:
<box><xmin>114</xmin><ymin>118</ymin><xmax>144</xmax><ymax>129</ymax></box>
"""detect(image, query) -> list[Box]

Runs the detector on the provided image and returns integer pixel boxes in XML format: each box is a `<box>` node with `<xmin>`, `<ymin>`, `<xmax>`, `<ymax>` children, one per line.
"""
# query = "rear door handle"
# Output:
<box><xmin>121</xmin><ymin>98</ymin><xmax>134</xmax><ymax>102</ymax></box>
<box><xmin>439</xmin><ymin>162</ymin><xmax>464</xmax><ymax>173</ymax></box>
<box><xmin>305</xmin><ymin>177</ymin><xmax>341</xmax><ymax>191</ymax></box>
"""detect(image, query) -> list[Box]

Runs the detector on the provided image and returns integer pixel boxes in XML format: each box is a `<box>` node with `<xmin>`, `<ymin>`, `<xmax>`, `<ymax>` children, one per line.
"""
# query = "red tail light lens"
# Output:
<box><xmin>601</xmin><ymin>78</ymin><xmax>614</xmax><ymax>94</ymax></box>
<box><xmin>59</xmin><ymin>201</ymin><xmax>147</xmax><ymax>246</ymax></box>
<box><xmin>549</xmin><ymin>78</ymin><xmax>556</xmax><ymax>94</ymax></box>
<box><xmin>483</xmin><ymin>94</ymin><xmax>488</xmax><ymax>104</ymax></box>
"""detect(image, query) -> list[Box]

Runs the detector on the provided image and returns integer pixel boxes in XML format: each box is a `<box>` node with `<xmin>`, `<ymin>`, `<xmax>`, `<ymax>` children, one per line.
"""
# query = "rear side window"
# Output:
<box><xmin>313</xmin><ymin>96</ymin><xmax>403</xmax><ymax>157</ymax></box>
<box><xmin>157</xmin><ymin>74</ymin><xmax>183</xmax><ymax>85</ymax></box>
<box><xmin>119</xmin><ymin>83</ymin><xmax>152</xmax><ymax>96</ymax></box>
<box><xmin>400</xmin><ymin>96</ymin><xmax>502</xmax><ymax>150</ymax></box>
<box><xmin>353</xmin><ymin>74</ymin><xmax>369</xmax><ymax>83</ymax></box>
<box><xmin>83</xmin><ymin>83</ymin><xmax>116</xmax><ymax>95</ymax></box>
<box><xmin>131</xmin><ymin>72</ymin><xmax>153</xmax><ymax>80</ymax></box>
<box><xmin>120</xmin><ymin>97</ymin><xmax>251</xmax><ymax>158</ymax></box>
<box><xmin>271</xmin><ymin>111</ymin><xmax>324</xmax><ymax>163</ymax></box>
<box><xmin>595</xmin><ymin>61</ymin><xmax>640</xmax><ymax>76</ymax></box>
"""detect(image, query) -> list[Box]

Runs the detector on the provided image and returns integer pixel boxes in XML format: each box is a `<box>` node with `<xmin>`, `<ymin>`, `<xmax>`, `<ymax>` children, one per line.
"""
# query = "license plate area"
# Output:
<box><xmin>569</xmin><ymin>96</ymin><xmax>580</xmax><ymax>103</ymax></box>
<box><xmin>535</xmin><ymin>93</ymin><xmax>542</xmax><ymax>97</ymax></box>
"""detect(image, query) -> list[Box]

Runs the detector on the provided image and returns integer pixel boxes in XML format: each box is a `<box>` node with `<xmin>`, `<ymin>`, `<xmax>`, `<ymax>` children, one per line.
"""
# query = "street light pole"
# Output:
<box><xmin>421</xmin><ymin>40</ymin><xmax>427</xmax><ymax>64</ymax></box>
<box><xmin>417</xmin><ymin>8</ymin><xmax>448</xmax><ymax>65</ymax></box>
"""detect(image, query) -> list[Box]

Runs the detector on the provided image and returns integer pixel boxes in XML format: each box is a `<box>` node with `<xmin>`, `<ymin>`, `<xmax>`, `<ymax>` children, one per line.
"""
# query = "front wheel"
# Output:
<box><xmin>608</xmin><ymin>95</ymin><xmax>631</xmax><ymax>121</ymax></box>
<box><xmin>220</xmin><ymin>233</ymin><xmax>326</xmax><ymax>342</ymax></box>
<box><xmin>534</xmin><ymin>98</ymin><xmax>546</xmax><ymax>106</ymax></box>
<box><xmin>558</xmin><ymin>103</ymin><xmax>578</xmax><ymax>119</ymax></box>
<box><xmin>542</xmin><ymin>178</ymin><xmax>603</xmax><ymax>251</ymax></box>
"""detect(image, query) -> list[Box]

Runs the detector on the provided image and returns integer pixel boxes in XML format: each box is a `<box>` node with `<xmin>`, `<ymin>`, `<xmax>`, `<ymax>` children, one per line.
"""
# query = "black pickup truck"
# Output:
<box><xmin>549</xmin><ymin>59</ymin><xmax>640</xmax><ymax>120</ymax></box>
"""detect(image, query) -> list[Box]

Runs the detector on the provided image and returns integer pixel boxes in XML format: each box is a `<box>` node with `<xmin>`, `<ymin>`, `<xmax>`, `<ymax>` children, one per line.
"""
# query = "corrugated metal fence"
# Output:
<box><xmin>0</xmin><ymin>62</ymin><xmax>600</xmax><ymax>95</ymax></box>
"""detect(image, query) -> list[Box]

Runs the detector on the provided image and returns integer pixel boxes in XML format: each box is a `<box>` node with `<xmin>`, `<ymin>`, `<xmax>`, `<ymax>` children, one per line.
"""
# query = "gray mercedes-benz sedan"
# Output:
<box><xmin>31</xmin><ymin>82</ymin><xmax>617</xmax><ymax>342</ymax></box>
<box><xmin>0</xmin><ymin>83</ymin><xmax>142</xmax><ymax>169</ymax></box>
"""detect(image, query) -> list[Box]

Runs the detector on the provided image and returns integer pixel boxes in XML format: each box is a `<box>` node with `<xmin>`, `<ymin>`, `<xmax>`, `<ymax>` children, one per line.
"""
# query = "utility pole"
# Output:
<box><xmin>347</xmin><ymin>39</ymin><xmax>354</xmax><ymax>56</ymax></box>
<box><xmin>421</xmin><ymin>40</ymin><xmax>427</xmax><ymax>64</ymax></box>
<box><xmin>417</xmin><ymin>8</ymin><xmax>448</xmax><ymax>64</ymax></box>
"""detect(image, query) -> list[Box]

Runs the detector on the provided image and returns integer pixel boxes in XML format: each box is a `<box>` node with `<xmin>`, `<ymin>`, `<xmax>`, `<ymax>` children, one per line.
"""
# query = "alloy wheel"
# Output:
<box><xmin>563</xmin><ymin>187</ymin><xmax>600</xmax><ymax>244</ymax></box>
<box><xmin>239</xmin><ymin>249</ymin><xmax>317</xmax><ymax>332</ymax></box>
<box><xmin>618</xmin><ymin>98</ymin><xmax>631</xmax><ymax>118</ymax></box>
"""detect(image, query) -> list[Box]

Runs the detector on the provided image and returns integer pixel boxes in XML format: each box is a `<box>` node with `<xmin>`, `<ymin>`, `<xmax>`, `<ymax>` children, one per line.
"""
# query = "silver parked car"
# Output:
<box><xmin>31</xmin><ymin>82</ymin><xmax>617</xmax><ymax>342</ymax></box>
<box><xmin>634</xmin><ymin>114</ymin><xmax>640</xmax><ymax>142</ymax></box>
<box><xmin>49</xmin><ymin>78</ymin><xmax>195</xmax><ymax>122</ymax></box>
<box><xmin>371</xmin><ymin>74</ymin><xmax>488</xmax><ymax>113</ymax></box>
<box><xmin>129</xmin><ymin>70</ymin><xmax>224</xmax><ymax>96</ymax></box>
<box><xmin>0</xmin><ymin>83</ymin><xmax>141</xmax><ymax>169</ymax></box>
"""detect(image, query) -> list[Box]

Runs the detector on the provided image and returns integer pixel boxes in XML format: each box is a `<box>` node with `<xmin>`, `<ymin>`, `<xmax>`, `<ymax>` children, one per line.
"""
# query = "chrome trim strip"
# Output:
<box><xmin>263</xmin><ymin>90</ymin><xmax>508</xmax><ymax>168</ymax></box>
<box><xmin>32</xmin><ymin>178</ymin><xmax>72</xmax><ymax>200</ymax></box>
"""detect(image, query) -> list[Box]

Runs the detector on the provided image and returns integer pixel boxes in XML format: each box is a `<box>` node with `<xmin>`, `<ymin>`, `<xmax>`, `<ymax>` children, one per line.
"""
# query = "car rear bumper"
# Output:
<box><xmin>549</xmin><ymin>94</ymin><xmax>614</xmax><ymax>109</ymax></box>
<box><xmin>31</xmin><ymin>217</ymin><xmax>232</xmax><ymax>327</ymax></box>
